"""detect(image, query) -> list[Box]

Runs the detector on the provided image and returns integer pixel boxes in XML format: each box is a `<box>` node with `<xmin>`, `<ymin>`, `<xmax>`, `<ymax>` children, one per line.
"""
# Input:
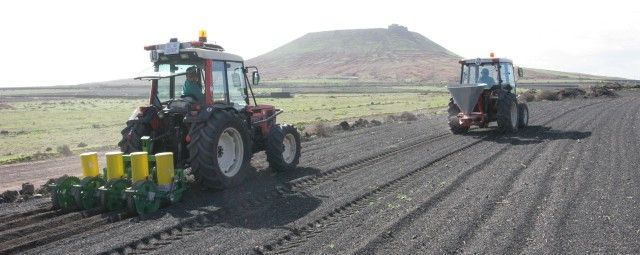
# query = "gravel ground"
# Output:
<box><xmin>1</xmin><ymin>90</ymin><xmax>638</xmax><ymax>254</ymax></box>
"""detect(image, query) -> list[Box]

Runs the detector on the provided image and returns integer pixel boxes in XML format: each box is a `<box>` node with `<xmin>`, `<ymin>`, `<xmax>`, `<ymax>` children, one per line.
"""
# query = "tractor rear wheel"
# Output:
<box><xmin>497</xmin><ymin>93</ymin><xmax>519</xmax><ymax>133</ymax></box>
<box><xmin>187</xmin><ymin>110</ymin><xmax>252</xmax><ymax>189</ymax></box>
<box><xmin>517</xmin><ymin>103</ymin><xmax>529</xmax><ymax>129</ymax></box>
<box><xmin>266</xmin><ymin>124</ymin><xmax>302</xmax><ymax>172</ymax></box>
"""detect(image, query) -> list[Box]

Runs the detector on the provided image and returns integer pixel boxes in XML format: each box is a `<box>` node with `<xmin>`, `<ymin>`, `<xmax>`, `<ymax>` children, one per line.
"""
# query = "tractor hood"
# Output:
<box><xmin>447</xmin><ymin>85</ymin><xmax>486</xmax><ymax>114</ymax></box>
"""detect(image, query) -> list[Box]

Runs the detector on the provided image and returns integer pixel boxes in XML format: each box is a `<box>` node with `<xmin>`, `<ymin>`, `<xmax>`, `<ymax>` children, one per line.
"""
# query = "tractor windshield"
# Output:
<box><xmin>461</xmin><ymin>63</ymin><xmax>499</xmax><ymax>87</ymax></box>
<box><xmin>149</xmin><ymin>64</ymin><xmax>203</xmax><ymax>103</ymax></box>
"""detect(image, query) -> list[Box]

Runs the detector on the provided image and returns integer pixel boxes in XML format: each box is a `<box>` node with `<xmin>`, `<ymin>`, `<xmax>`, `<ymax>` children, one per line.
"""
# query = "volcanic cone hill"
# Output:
<box><xmin>248</xmin><ymin>24</ymin><xmax>462</xmax><ymax>83</ymax></box>
<box><xmin>247</xmin><ymin>24</ymin><xmax>617</xmax><ymax>84</ymax></box>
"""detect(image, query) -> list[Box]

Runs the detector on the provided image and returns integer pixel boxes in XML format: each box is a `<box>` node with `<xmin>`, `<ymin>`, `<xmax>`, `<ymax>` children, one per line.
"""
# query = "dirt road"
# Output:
<box><xmin>0</xmin><ymin>91</ymin><xmax>638</xmax><ymax>254</ymax></box>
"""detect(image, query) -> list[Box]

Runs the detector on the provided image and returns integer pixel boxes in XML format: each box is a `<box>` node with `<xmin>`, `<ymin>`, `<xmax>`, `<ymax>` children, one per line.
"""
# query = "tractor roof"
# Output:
<box><xmin>459</xmin><ymin>58</ymin><xmax>513</xmax><ymax>65</ymax></box>
<box><xmin>145</xmin><ymin>40</ymin><xmax>244</xmax><ymax>63</ymax></box>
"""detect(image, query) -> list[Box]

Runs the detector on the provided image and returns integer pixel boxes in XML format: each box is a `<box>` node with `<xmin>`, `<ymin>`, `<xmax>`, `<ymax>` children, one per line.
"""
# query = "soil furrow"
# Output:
<box><xmin>97</xmin><ymin>133</ymin><xmax>454</xmax><ymax>255</ymax></box>
<box><xmin>546</xmin><ymin>97</ymin><xmax>638</xmax><ymax>254</ymax></box>
<box><xmin>353</xmin><ymin>97</ymin><xmax>614</xmax><ymax>254</ymax></box>
<box><xmin>0</xmin><ymin>206</ymin><xmax>51</xmax><ymax>225</ymax></box>
<box><xmin>289</xmin><ymin>133</ymin><xmax>449</xmax><ymax>191</ymax></box>
<box><xmin>254</xmin><ymin>137</ymin><xmax>491</xmax><ymax>254</ymax></box>
<box><xmin>511</xmin><ymin>98</ymin><xmax>627</xmax><ymax>254</ymax></box>
<box><xmin>0</xmin><ymin>211</ymin><xmax>127</xmax><ymax>254</ymax></box>
<box><xmin>0</xmin><ymin>209</ymin><xmax>64</xmax><ymax>233</ymax></box>
<box><xmin>457</xmin><ymin>97</ymin><xmax>614</xmax><ymax>255</ymax></box>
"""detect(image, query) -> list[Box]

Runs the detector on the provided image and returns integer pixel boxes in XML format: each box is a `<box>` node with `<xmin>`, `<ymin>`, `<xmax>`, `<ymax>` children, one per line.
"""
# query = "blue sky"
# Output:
<box><xmin>0</xmin><ymin>0</ymin><xmax>638</xmax><ymax>87</ymax></box>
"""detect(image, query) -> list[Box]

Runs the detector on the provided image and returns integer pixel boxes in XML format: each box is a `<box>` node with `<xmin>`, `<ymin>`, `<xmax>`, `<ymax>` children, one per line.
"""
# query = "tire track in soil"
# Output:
<box><xmin>254</xmin><ymin>138</ymin><xmax>493</xmax><ymax>254</ymax></box>
<box><xmin>446</xmin><ymin>97</ymin><xmax>613</xmax><ymax>255</ymax></box>
<box><xmin>0</xmin><ymin>205</ymin><xmax>51</xmax><ymax>226</ymax></box>
<box><xmin>355</xmin><ymin>98</ymin><xmax>614</xmax><ymax>254</ymax></box>
<box><xmin>1</xmin><ymin>124</ymin><xmax>439</xmax><ymax>254</ymax></box>
<box><xmin>301</xmin><ymin>120</ymin><xmax>439</xmax><ymax>155</ymax></box>
<box><xmin>0</xmin><ymin>208</ymin><xmax>61</xmax><ymax>232</ymax></box>
<box><xmin>544</xmin><ymin>97</ymin><xmax>637</xmax><ymax>254</ymax></box>
<box><xmin>506</xmin><ymin>97</ymin><xmax>628</xmax><ymax>255</ymax></box>
<box><xmin>255</xmin><ymin>98</ymin><xmax>613</xmax><ymax>255</ymax></box>
<box><xmin>0</xmin><ymin>209</ymin><xmax>101</xmax><ymax>243</ymax></box>
<box><xmin>289</xmin><ymin>133</ymin><xmax>449</xmax><ymax>191</ymax></box>
<box><xmin>97</xmin><ymin>133</ymin><xmax>456</xmax><ymax>255</ymax></box>
<box><xmin>301</xmin><ymin>128</ymin><xmax>439</xmax><ymax>169</ymax></box>
<box><xmin>0</xmin><ymin>211</ymin><xmax>128</xmax><ymax>254</ymax></box>
<box><xmin>4</xmin><ymin>132</ymin><xmax>445</xmax><ymax>255</ymax></box>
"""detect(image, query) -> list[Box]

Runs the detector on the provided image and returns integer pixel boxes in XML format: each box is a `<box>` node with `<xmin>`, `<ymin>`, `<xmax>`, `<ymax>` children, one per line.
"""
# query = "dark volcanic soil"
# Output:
<box><xmin>1</xmin><ymin>91</ymin><xmax>639</xmax><ymax>255</ymax></box>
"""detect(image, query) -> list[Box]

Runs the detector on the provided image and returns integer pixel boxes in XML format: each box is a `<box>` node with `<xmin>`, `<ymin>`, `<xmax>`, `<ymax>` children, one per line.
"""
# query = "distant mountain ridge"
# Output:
<box><xmin>248</xmin><ymin>25</ymin><xmax>618</xmax><ymax>83</ymax></box>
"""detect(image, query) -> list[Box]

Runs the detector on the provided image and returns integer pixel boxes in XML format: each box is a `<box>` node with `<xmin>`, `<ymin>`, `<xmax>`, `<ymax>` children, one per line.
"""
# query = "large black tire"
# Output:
<box><xmin>187</xmin><ymin>110</ymin><xmax>252</xmax><ymax>189</ymax></box>
<box><xmin>118</xmin><ymin>120</ymin><xmax>152</xmax><ymax>153</ymax></box>
<box><xmin>448</xmin><ymin>116</ymin><xmax>469</xmax><ymax>134</ymax></box>
<box><xmin>497</xmin><ymin>93</ymin><xmax>519</xmax><ymax>133</ymax></box>
<box><xmin>266</xmin><ymin>124</ymin><xmax>302</xmax><ymax>172</ymax></box>
<box><xmin>447</xmin><ymin>100</ymin><xmax>469</xmax><ymax>134</ymax></box>
<box><xmin>517</xmin><ymin>103</ymin><xmax>529</xmax><ymax>128</ymax></box>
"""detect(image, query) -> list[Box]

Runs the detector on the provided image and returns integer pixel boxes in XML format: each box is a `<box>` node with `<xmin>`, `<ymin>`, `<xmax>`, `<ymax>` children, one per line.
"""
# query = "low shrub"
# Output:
<box><xmin>536</xmin><ymin>90</ymin><xmax>560</xmax><ymax>101</ymax></box>
<box><xmin>314</xmin><ymin>123</ymin><xmax>330</xmax><ymax>137</ymax></box>
<box><xmin>56</xmin><ymin>145</ymin><xmax>73</xmax><ymax>156</ymax></box>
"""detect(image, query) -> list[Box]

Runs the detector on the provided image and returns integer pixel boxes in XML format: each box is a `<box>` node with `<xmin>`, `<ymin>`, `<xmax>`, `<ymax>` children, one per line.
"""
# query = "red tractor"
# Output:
<box><xmin>447</xmin><ymin>55</ymin><xmax>529</xmax><ymax>133</ymax></box>
<box><xmin>119</xmin><ymin>31</ymin><xmax>301</xmax><ymax>189</ymax></box>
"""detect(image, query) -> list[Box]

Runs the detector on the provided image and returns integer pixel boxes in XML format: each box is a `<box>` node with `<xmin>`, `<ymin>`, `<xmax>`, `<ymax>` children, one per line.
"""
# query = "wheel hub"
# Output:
<box><xmin>282</xmin><ymin>133</ymin><xmax>297</xmax><ymax>164</ymax></box>
<box><xmin>217</xmin><ymin>127</ymin><xmax>244</xmax><ymax>177</ymax></box>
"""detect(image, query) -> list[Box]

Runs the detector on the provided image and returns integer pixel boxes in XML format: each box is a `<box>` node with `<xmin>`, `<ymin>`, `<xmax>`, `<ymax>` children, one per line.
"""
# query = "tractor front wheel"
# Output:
<box><xmin>266</xmin><ymin>124</ymin><xmax>302</xmax><ymax>172</ymax></box>
<box><xmin>188</xmin><ymin>110</ymin><xmax>252</xmax><ymax>189</ymax></box>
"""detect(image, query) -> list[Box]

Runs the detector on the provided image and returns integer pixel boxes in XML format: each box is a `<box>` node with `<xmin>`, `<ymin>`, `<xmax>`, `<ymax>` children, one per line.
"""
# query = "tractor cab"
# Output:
<box><xmin>458</xmin><ymin>55</ymin><xmax>523</xmax><ymax>93</ymax></box>
<box><xmin>136</xmin><ymin>32</ymin><xmax>256</xmax><ymax>112</ymax></box>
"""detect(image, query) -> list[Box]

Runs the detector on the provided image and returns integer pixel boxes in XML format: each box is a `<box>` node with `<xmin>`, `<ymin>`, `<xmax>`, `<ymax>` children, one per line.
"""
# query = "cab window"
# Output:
<box><xmin>211</xmin><ymin>61</ymin><xmax>226</xmax><ymax>103</ymax></box>
<box><xmin>500</xmin><ymin>63</ymin><xmax>515</xmax><ymax>86</ymax></box>
<box><xmin>226</xmin><ymin>61</ymin><xmax>247</xmax><ymax>108</ymax></box>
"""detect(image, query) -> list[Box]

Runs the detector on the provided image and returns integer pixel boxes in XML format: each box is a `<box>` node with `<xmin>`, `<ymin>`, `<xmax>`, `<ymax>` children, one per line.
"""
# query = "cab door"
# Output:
<box><xmin>225</xmin><ymin>61</ymin><xmax>248</xmax><ymax>110</ymax></box>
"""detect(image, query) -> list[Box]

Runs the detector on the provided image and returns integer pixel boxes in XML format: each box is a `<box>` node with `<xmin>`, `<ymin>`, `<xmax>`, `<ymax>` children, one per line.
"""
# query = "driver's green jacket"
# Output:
<box><xmin>182</xmin><ymin>80</ymin><xmax>204</xmax><ymax>102</ymax></box>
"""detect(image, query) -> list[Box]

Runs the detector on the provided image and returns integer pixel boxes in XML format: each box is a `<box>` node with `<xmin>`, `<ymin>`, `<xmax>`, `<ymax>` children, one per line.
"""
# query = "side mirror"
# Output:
<box><xmin>252</xmin><ymin>71</ymin><xmax>260</xmax><ymax>85</ymax></box>
<box><xmin>517</xmin><ymin>67</ymin><xmax>524</xmax><ymax>78</ymax></box>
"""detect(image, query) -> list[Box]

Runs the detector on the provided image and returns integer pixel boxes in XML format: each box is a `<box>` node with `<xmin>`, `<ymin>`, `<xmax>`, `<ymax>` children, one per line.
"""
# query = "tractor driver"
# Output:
<box><xmin>479</xmin><ymin>68</ymin><xmax>496</xmax><ymax>87</ymax></box>
<box><xmin>181</xmin><ymin>66</ymin><xmax>204</xmax><ymax>102</ymax></box>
